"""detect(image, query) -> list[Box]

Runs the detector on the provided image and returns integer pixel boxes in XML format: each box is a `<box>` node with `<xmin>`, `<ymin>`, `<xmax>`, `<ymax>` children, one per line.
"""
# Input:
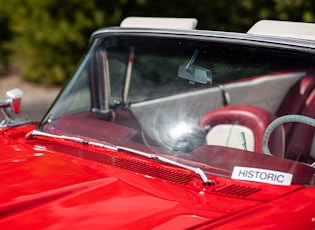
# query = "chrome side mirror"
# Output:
<box><xmin>0</xmin><ymin>88</ymin><xmax>30</xmax><ymax>127</ymax></box>
<box><xmin>6</xmin><ymin>88</ymin><xmax>23</xmax><ymax>114</ymax></box>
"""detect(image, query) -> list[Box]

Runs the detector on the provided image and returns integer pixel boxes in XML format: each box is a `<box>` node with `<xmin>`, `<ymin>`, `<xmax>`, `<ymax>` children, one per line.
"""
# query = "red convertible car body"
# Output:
<box><xmin>1</xmin><ymin>18</ymin><xmax>315</xmax><ymax>229</ymax></box>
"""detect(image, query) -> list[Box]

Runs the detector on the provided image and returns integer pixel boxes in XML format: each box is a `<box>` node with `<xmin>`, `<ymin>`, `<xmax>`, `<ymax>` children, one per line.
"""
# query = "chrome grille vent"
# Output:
<box><xmin>39</xmin><ymin>141</ymin><xmax>195</xmax><ymax>185</ymax></box>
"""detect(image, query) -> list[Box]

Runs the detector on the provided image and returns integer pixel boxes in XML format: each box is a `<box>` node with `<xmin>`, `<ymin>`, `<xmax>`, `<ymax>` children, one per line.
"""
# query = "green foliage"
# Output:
<box><xmin>0</xmin><ymin>4</ymin><xmax>12</xmax><ymax>74</ymax></box>
<box><xmin>0</xmin><ymin>0</ymin><xmax>314</xmax><ymax>85</ymax></box>
<box><xmin>1</xmin><ymin>0</ymin><xmax>109</xmax><ymax>84</ymax></box>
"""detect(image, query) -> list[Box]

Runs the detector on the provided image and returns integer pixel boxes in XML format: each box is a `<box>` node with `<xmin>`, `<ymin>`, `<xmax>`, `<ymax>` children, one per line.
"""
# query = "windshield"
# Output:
<box><xmin>39</xmin><ymin>32</ymin><xmax>315</xmax><ymax>186</ymax></box>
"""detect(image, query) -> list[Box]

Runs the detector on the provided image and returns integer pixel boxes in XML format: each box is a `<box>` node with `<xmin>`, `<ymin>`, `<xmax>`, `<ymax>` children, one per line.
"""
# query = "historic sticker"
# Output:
<box><xmin>232</xmin><ymin>166</ymin><xmax>293</xmax><ymax>186</ymax></box>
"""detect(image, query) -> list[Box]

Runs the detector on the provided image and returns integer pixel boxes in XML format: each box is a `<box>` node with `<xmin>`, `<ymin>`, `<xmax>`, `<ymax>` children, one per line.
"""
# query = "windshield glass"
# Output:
<box><xmin>39</xmin><ymin>32</ymin><xmax>315</xmax><ymax>186</ymax></box>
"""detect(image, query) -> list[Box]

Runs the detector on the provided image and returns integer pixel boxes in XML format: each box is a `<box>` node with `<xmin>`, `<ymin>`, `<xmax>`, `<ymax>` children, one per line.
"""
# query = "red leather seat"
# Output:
<box><xmin>276</xmin><ymin>71</ymin><xmax>315</xmax><ymax>162</ymax></box>
<box><xmin>199</xmin><ymin>105</ymin><xmax>285</xmax><ymax>157</ymax></box>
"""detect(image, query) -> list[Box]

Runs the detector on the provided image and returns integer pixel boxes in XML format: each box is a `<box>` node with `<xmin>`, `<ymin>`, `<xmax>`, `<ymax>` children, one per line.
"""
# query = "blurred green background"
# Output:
<box><xmin>1</xmin><ymin>0</ymin><xmax>315</xmax><ymax>85</ymax></box>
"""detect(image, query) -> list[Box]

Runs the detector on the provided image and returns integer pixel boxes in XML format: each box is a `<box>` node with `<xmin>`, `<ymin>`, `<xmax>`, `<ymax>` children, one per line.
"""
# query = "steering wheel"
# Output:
<box><xmin>262</xmin><ymin>115</ymin><xmax>315</xmax><ymax>155</ymax></box>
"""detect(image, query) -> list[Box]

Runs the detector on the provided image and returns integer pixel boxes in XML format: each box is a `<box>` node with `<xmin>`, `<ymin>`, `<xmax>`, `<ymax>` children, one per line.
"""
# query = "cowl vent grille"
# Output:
<box><xmin>36</xmin><ymin>141</ymin><xmax>195</xmax><ymax>185</ymax></box>
<box><xmin>214</xmin><ymin>184</ymin><xmax>261</xmax><ymax>197</ymax></box>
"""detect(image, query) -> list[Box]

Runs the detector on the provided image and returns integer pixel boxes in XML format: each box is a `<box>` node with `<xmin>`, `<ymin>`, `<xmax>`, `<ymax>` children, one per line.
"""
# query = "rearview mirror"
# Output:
<box><xmin>178</xmin><ymin>65</ymin><xmax>212</xmax><ymax>85</ymax></box>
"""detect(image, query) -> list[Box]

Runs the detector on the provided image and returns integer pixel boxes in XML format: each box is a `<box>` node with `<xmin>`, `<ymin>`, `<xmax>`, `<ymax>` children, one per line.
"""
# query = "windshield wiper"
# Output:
<box><xmin>117</xmin><ymin>146</ymin><xmax>214</xmax><ymax>186</ymax></box>
<box><xmin>26</xmin><ymin>130</ymin><xmax>214</xmax><ymax>186</ymax></box>
<box><xmin>26</xmin><ymin>129</ymin><xmax>117</xmax><ymax>151</ymax></box>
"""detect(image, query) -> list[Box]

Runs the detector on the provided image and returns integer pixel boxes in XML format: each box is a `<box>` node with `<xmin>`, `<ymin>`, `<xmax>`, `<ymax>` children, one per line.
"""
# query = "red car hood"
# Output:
<box><xmin>0</xmin><ymin>125</ymin><xmax>315</xmax><ymax>229</ymax></box>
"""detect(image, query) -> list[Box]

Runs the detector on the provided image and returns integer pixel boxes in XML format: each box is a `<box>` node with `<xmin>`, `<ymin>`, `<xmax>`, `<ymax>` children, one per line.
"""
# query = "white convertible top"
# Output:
<box><xmin>248</xmin><ymin>20</ymin><xmax>315</xmax><ymax>41</ymax></box>
<box><xmin>120</xmin><ymin>17</ymin><xmax>198</xmax><ymax>30</ymax></box>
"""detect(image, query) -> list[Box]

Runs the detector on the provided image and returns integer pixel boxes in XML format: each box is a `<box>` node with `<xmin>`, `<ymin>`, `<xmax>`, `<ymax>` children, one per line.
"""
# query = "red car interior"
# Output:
<box><xmin>199</xmin><ymin>105</ymin><xmax>285</xmax><ymax>157</ymax></box>
<box><xmin>277</xmin><ymin>71</ymin><xmax>315</xmax><ymax>162</ymax></box>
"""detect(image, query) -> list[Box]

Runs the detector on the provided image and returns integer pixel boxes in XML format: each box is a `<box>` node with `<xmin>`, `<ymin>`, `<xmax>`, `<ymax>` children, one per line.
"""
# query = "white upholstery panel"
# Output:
<box><xmin>205</xmin><ymin>124</ymin><xmax>255</xmax><ymax>151</ymax></box>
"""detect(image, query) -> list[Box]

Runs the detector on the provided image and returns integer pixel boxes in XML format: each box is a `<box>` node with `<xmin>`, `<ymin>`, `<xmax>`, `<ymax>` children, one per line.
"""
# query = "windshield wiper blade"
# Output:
<box><xmin>26</xmin><ymin>130</ymin><xmax>117</xmax><ymax>151</ymax></box>
<box><xmin>26</xmin><ymin>130</ymin><xmax>214</xmax><ymax>186</ymax></box>
<box><xmin>117</xmin><ymin>146</ymin><xmax>214</xmax><ymax>186</ymax></box>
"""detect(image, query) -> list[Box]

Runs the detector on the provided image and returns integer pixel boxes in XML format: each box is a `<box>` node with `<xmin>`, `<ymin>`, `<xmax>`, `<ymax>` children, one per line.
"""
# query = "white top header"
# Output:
<box><xmin>120</xmin><ymin>17</ymin><xmax>198</xmax><ymax>30</ymax></box>
<box><xmin>248</xmin><ymin>20</ymin><xmax>315</xmax><ymax>41</ymax></box>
